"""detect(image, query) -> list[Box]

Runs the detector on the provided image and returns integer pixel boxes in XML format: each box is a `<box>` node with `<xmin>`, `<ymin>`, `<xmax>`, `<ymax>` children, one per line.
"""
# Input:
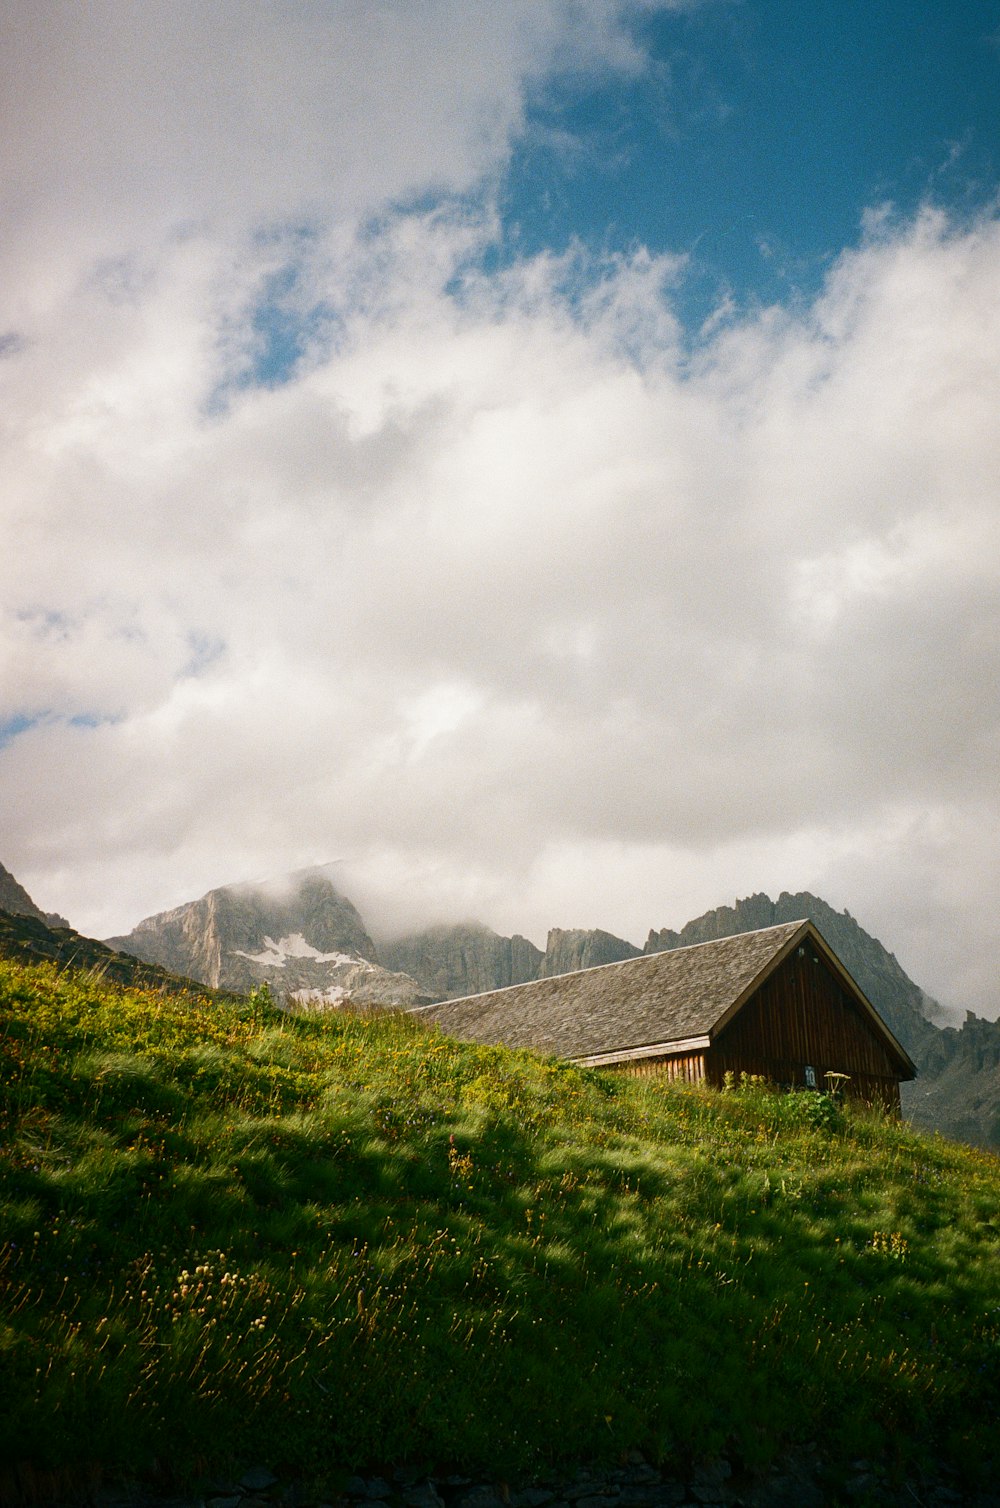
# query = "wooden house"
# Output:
<box><xmin>413</xmin><ymin>919</ymin><xmax>916</xmax><ymax>1109</ymax></box>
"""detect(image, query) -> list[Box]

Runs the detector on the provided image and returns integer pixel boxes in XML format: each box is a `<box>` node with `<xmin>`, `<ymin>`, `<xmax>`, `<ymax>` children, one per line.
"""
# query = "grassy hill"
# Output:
<box><xmin>2</xmin><ymin>957</ymin><xmax>999</xmax><ymax>1502</ymax></box>
<box><xmin>0</xmin><ymin>906</ymin><xmax>229</xmax><ymax>998</ymax></box>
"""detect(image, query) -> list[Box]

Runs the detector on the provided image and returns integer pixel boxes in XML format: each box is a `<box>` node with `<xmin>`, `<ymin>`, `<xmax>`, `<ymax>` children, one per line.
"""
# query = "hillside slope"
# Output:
<box><xmin>0</xmin><ymin>907</ymin><xmax>227</xmax><ymax>997</ymax></box>
<box><xmin>10</xmin><ymin>852</ymin><xmax>998</xmax><ymax>1149</ymax></box>
<box><xmin>2</xmin><ymin>954</ymin><xmax>999</xmax><ymax>1499</ymax></box>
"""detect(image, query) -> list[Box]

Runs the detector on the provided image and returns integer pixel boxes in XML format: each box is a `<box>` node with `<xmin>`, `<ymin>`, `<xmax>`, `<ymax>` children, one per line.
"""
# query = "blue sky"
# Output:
<box><xmin>247</xmin><ymin>1</ymin><xmax>1000</xmax><ymax>383</ymax></box>
<box><xmin>503</xmin><ymin>1</ymin><xmax>998</xmax><ymax>322</ymax></box>
<box><xmin>1</xmin><ymin>0</ymin><xmax>998</xmax><ymax>1016</ymax></box>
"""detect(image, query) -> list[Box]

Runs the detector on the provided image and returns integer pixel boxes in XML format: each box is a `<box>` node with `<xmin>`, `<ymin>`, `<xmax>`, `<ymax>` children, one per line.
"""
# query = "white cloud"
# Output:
<box><xmin>0</xmin><ymin>6</ymin><xmax>998</xmax><ymax>1017</ymax></box>
<box><xmin>0</xmin><ymin>0</ymin><xmax>671</xmax><ymax>317</ymax></box>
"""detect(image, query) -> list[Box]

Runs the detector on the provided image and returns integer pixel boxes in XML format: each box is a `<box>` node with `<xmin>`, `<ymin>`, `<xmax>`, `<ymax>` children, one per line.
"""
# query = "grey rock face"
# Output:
<box><xmin>904</xmin><ymin>1008</ymin><xmax>1000</xmax><ymax>1149</ymax></box>
<box><xmin>384</xmin><ymin>921</ymin><xmax>642</xmax><ymax>1002</ymax></box>
<box><xmin>538</xmin><ymin>927</ymin><xmax>640</xmax><ymax>978</ymax></box>
<box><xmin>0</xmin><ymin>859</ymin><xmax>69</xmax><ymax>929</ymax></box>
<box><xmin>380</xmin><ymin>923</ymin><xmax>543</xmax><ymax>1001</ymax></box>
<box><xmin>107</xmin><ymin>868</ymin><xmax>430</xmax><ymax>1008</ymax></box>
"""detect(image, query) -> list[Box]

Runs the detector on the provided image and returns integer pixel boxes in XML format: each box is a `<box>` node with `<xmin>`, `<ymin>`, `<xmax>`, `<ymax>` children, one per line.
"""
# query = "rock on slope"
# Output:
<box><xmin>380</xmin><ymin>923</ymin><xmax>543</xmax><ymax>1002</ymax></box>
<box><xmin>0</xmin><ymin>859</ymin><xmax>70</xmax><ymax>930</ymax></box>
<box><xmin>108</xmin><ymin>869</ymin><xmax>430</xmax><ymax>1007</ymax></box>
<box><xmin>379</xmin><ymin>923</ymin><xmax>639</xmax><ymax>999</ymax></box>
<box><xmin>537</xmin><ymin>926</ymin><xmax>640</xmax><ymax>977</ymax></box>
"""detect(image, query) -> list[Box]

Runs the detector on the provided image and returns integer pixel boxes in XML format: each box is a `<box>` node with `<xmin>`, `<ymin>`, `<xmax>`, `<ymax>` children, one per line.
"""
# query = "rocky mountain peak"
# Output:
<box><xmin>538</xmin><ymin>927</ymin><xmax>641</xmax><ymax>978</ymax></box>
<box><xmin>107</xmin><ymin>867</ymin><xmax>428</xmax><ymax>1006</ymax></box>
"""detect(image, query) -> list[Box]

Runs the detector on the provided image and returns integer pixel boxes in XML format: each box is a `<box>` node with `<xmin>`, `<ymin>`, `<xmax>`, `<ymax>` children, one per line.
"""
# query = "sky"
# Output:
<box><xmin>1</xmin><ymin>0</ymin><xmax>999</xmax><ymax>1018</ymax></box>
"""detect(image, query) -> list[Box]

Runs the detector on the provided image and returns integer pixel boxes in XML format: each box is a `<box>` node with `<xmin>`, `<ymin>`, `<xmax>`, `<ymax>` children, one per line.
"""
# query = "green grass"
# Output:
<box><xmin>1</xmin><ymin>959</ymin><xmax>999</xmax><ymax>1496</ymax></box>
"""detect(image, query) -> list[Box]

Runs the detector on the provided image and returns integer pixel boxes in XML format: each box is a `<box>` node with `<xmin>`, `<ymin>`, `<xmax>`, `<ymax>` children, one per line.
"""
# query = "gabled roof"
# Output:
<box><xmin>412</xmin><ymin>919</ymin><xmax>916</xmax><ymax>1077</ymax></box>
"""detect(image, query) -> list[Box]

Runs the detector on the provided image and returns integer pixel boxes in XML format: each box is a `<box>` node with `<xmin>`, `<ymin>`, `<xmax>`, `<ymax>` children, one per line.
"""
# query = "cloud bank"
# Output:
<box><xmin>1</xmin><ymin>3</ymin><xmax>997</xmax><ymax>1016</ymax></box>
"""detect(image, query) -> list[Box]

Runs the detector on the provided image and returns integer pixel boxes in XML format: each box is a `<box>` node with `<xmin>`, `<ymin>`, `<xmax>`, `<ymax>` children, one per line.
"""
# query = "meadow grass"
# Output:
<box><xmin>1</xmin><ymin>959</ymin><xmax>999</xmax><ymax>1495</ymax></box>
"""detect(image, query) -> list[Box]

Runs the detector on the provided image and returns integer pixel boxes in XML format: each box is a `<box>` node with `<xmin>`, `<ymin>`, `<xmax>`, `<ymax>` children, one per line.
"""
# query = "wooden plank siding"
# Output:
<box><xmin>606</xmin><ymin>949</ymin><xmax>904</xmax><ymax>1109</ymax></box>
<box><xmin>707</xmin><ymin>949</ymin><xmax>902</xmax><ymax>1108</ymax></box>
<box><xmin>620</xmin><ymin>1052</ymin><xmax>706</xmax><ymax>1083</ymax></box>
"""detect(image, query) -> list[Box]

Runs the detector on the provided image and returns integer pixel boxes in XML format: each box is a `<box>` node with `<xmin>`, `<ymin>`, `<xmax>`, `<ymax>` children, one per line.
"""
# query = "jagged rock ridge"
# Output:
<box><xmin>0</xmin><ymin>859</ymin><xmax>70</xmax><ymax>930</ymax></box>
<box><xmin>380</xmin><ymin>923</ymin><xmax>639</xmax><ymax>999</ymax></box>
<box><xmin>108</xmin><ymin>869</ymin><xmax>431</xmax><ymax>1007</ymax></box>
<box><xmin>538</xmin><ymin>926</ymin><xmax>640</xmax><ymax>977</ymax></box>
<box><xmin>912</xmin><ymin>1011</ymin><xmax>1000</xmax><ymax>1149</ymax></box>
<box><xmin>380</xmin><ymin>923</ymin><xmax>543</xmax><ymax>1002</ymax></box>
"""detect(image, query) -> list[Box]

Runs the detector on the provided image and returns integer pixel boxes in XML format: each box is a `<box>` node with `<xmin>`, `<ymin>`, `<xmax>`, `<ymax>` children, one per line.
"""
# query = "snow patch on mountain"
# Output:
<box><xmin>234</xmin><ymin>933</ymin><xmax>370</xmax><ymax>970</ymax></box>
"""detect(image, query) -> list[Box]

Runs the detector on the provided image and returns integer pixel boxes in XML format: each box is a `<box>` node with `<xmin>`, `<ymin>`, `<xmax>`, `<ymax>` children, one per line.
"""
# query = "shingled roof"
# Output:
<box><xmin>413</xmin><ymin>918</ymin><xmax>915</xmax><ymax>1074</ymax></box>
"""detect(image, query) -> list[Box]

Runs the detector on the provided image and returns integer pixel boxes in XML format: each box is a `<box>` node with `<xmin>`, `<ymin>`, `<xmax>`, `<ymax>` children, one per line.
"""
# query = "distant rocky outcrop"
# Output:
<box><xmin>380</xmin><ymin>923</ymin><xmax>543</xmax><ymax>1001</ymax></box>
<box><xmin>108</xmin><ymin>869</ymin><xmax>430</xmax><ymax>1008</ymax></box>
<box><xmin>904</xmin><ymin>1010</ymin><xmax>1000</xmax><ymax>1149</ymax></box>
<box><xmin>0</xmin><ymin>859</ymin><xmax>70</xmax><ymax>930</ymax></box>
<box><xmin>538</xmin><ymin>926</ymin><xmax>641</xmax><ymax>977</ymax></box>
<box><xmin>382</xmin><ymin>923</ymin><xmax>640</xmax><ymax>997</ymax></box>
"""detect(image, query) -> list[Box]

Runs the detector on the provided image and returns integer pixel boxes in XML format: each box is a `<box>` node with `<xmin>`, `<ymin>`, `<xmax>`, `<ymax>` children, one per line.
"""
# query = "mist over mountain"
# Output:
<box><xmin>107</xmin><ymin>869</ymin><xmax>431</xmax><ymax>1007</ymax></box>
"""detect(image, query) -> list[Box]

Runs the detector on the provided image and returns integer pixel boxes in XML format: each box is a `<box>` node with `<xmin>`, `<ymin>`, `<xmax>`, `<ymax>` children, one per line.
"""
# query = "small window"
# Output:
<box><xmin>804</xmin><ymin>1065</ymin><xmax>817</xmax><ymax>1088</ymax></box>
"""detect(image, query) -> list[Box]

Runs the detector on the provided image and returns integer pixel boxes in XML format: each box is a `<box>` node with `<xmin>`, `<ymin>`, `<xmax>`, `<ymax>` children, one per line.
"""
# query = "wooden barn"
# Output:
<box><xmin>414</xmin><ymin>919</ymin><xmax>916</xmax><ymax>1109</ymax></box>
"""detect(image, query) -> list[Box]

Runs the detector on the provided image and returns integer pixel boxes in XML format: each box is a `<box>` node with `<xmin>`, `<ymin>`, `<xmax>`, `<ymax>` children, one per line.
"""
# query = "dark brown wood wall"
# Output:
<box><xmin>705</xmin><ymin>948</ymin><xmax>904</xmax><ymax>1108</ymax></box>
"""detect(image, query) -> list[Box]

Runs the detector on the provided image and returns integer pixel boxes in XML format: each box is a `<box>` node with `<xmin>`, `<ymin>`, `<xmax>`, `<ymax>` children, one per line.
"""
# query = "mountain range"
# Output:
<box><xmin>2</xmin><ymin>859</ymin><xmax>998</xmax><ymax>1149</ymax></box>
